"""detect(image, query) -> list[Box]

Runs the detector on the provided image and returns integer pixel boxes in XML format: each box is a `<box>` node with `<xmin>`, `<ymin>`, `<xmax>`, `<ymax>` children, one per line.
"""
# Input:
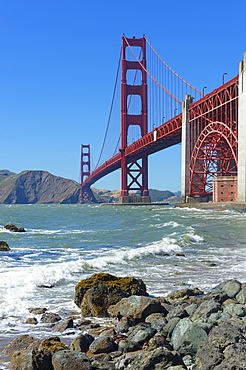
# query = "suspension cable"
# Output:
<box><xmin>144</xmin><ymin>36</ymin><xmax>204</xmax><ymax>96</ymax></box>
<box><xmin>94</xmin><ymin>47</ymin><xmax>122</xmax><ymax>169</ymax></box>
<box><xmin>123</xmin><ymin>36</ymin><xmax>182</xmax><ymax>105</ymax></box>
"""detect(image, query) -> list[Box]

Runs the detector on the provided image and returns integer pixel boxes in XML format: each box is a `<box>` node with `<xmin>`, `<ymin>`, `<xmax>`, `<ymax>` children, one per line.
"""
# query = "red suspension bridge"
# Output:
<box><xmin>80</xmin><ymin>35</ymin><xmax>246</xmax><ymax>204</ymax></box>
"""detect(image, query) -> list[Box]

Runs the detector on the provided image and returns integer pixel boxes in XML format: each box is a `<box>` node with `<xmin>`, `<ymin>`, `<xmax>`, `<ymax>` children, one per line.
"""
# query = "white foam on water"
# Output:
<box><xmin>85</xmin><ymin>237</ymin><xmax>183</xmax><ymax>269</ymax></box>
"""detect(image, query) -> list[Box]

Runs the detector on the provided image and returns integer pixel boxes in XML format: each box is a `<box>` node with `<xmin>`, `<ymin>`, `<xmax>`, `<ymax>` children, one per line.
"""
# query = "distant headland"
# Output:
<box><xmin>0</xmin><ymin>170</ymin><xmax>180</xmax><ymax>204</ymax></box>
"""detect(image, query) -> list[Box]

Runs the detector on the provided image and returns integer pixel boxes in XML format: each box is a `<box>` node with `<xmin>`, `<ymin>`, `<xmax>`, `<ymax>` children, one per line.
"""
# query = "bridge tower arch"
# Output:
<box><xmin>119</xmin><ymin>36</ymin><xmax>150</xmax><ymax>204</ymax></box>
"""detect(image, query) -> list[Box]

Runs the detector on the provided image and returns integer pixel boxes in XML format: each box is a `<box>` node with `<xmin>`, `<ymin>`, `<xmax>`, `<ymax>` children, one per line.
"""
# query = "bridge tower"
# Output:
<box><xmin>80</xmin><ymin>144</ymin><xmax>94</xmax><ymax>203</ymax></box>
<box><xmin>238</xmin><ymin>52</ymin><xmax>246</xmax><ymax>202</ymax></box>
<box><xmin>119</xmin><ymin>36</ymin><xmax>151</xmax><ymax>204</ymax></box>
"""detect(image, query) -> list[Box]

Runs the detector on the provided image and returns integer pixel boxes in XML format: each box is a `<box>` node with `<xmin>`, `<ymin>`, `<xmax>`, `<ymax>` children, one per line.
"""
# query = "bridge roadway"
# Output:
<box><xmin>83</xmin><ymin>112</ymin><xmax>182</xmax><ymax>187</ymax></box>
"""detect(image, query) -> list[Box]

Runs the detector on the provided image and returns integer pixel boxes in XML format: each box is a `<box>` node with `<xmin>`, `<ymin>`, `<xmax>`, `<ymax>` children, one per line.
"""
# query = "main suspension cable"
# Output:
<box><xmin>94</xmin><ymin>48</ymin><xmax>122</xmax><ymax>170</ymax></box>
<box><xmin>145</xmin><ymin>36</ymin><xmax>204</xmax><ymax>96</ymax></box>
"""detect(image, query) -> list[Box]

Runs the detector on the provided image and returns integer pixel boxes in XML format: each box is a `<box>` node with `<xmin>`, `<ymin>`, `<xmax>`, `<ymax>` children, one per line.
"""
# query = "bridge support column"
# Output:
<box><xmin>119</xmin><ymin>35</ymin><xmax>151</xmax><ymax>204</ymax></box>
<box><xmin>80</xmin><ymin>144</ymin><xmax>94</xmax><ymax>203</ymax></box>
<box><xmin>238</xmin><ymin>52</ymin><xmax>246</xmax><ymax>202</ymax></box>
<box><xmin>181</xmin><ymin>95</ymin><xmax>193</xmax><ymax>202</ymax></box>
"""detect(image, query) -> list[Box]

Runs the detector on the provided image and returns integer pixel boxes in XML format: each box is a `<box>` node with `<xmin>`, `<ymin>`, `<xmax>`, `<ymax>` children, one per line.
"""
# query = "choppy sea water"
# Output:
<box><xmin>0</xmin><ymin>203</ymin><xmax>245</xmax><ymax>368</ymax></box>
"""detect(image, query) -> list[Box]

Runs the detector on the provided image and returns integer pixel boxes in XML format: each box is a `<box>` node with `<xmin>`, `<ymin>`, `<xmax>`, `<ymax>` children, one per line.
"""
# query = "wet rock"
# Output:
<box><xmin>25</xmin><ymin>317</ymin><xmax>38</xmax><ymax>325</ymax></box>
<box><xmin>196</xmin><ymin>317</ymin><xmax>246</xmax><ymax>369</ymax></box>
<box><xmin>108</xmin><ymin>295</ymin><xmax>164</xmax><ymax>322</ymax></box>
<box><xmin>75</xmin><ymin>273</ymin><xmax>148</xmax><ymax>309</ymax></box>
<box><xmin>4</xmin><ymin>334</ymin><xmax>40</xmax><ymax>355</ymax></box>
<box><xmin>53</xmin><ymin>318</ymin><xmax>73</xmax><ymax>332</ymax></box>
<box><xmin>81</xmin><ymin>284</ymin><xmax>113</xmax><ymax>317</ymax></box>
<box><xmin>28</xmin><ymin>307</ymin><xmax>48</xmax><ymax>315</ymax></box>
<box><xmin>38</xmin><ymin>336</ymin><xmax>68</xmax><ymax>354</ymax></box>
<box><xmin>9</xmin><ymin>349</ymin><xmax>52</xmax><ymax>370</ymax></box>
<box><xmin>70</xmin><ymin>333</ymin><xmax>94</xmax><ymax>352</ymax></box>
<box><xmin>0</xmin><ymin>240</ymin><xmax>10</xmax><ymax>251</ymax></box>
<box><xmin>171</xmin><ymin>317</ymin><xmax>207</xmax><ymax>356</ymax></box>
<box><xmin>40</xmin><ymin>312</ymin><xmax>61</xmax><ymax>323</ymax></box>
<box><xmin>89</xmin><ymin>336</ymin><xmax>117</xmax><ymax>354</ymax></box>
<box><xmin>115</xmin><ymin>347</ymin><xmax>184</xmax><ymax>369</ymax></box>
<box><xmin>4</xmin><ymin>224</ymin><xmax>26</xmax><ymax>232</ymax></box>
<box><xmin>52</xmin><ymin>350</ymin><xmax>92</xmax><ymax>370</ymax></box>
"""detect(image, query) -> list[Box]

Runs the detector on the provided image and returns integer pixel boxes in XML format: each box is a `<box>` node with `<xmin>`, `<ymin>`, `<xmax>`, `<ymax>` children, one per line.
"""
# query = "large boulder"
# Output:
<box><xmin>9</xmin><ymin>349</ymin><xmax>53</xmax><ymax>370</ymax></box>
<box><xmin>74</xmin><ymin>273</ymin><xmax>148</xmax><ymax>317</ymax></box>
<box><xmin>107</xmin><ymin>295</ymin><xmax>164</xmax><ymax>322</ymax></box>
<box><xmin>4</xmin><ymin>335</ymin><xmax>41</xmax><ymax>355</ymax></box>
<box><xmin>114</xmin><ymin>347</ymin><xmax>184</xmax><ymax>369</ymax></box>
<box><xmin>196</xmin><ymin>317</ymin><xmax>246</xmax><ymax>369</ymax></box>
<box><xmin>4</xmin><ymin>224</ymin><xmax>25</xmax><ymax>232</ymax></box>
<box><xmin>171</xmin><ymin>317</ymin><xmax>207</xmax><ymax>356</ymax></box>
<box><xmin>52</xmin><ymin>350</ymin><xmax>92</xmax><ymax>370</ymax></box>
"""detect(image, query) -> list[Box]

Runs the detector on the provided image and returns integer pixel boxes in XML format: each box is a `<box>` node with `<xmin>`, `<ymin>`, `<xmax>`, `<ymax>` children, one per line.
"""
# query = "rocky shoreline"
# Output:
<box><xmin>3</xmin><ymin>273</ymin><xmax>246</xmax><ymax>369</ymax></box>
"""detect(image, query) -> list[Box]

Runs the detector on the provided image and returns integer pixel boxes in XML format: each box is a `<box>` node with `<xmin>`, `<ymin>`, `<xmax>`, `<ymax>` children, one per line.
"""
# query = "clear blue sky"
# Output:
<box><xmin>1</xmin><ymin>0</ymin><xmax>245</xmax><ymax>192</ymax></box>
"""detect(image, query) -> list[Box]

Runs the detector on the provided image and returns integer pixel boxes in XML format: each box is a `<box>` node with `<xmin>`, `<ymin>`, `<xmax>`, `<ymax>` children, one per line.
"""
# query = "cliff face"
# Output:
<box><xmin>0</xmin><ymin>170</ymin><xmax>80</xmax><ymax>204</ymax></box>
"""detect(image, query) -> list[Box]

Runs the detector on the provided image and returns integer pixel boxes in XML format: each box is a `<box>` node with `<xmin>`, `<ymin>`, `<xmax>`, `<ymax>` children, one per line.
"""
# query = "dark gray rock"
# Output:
<box><xmin>28</xmin><ymin>307</ymin><xmax>47</xmax><ymax>315</ymax></box>
<box><xmin>40</xmin><ymin>312</ymin><xmax>61</xmax><ymax>323</ymax></box>
<box><xmin>53</xmin><ymin>318</ymin><xmax>73</xmax><ymax>332</ymax></box>
<box><xmin>52</xmin><ymin>350</ymin><xmax>92</xmax><ymax>370</ymax></box>
<box><xmin>191</xmin><ymin>300</ymin><xmax>222</xmax><ymax>321</ymax></box>
<box><xmin>4</xmin><ymin>224</ymin><xmax>26</xmax><ymax>232</ymax></box>
<box><xmin>0</xmin><ymin>241</ymin><xmax>10</xmax><ymax>251</ymax></box>
<box><xmin>25</xmin><ymin>317</ymin><xmax>38</xmax><ymax>325</ymax></box>
<box><xmin>117</xmin><ymin>339</ymin><xmax>140</xmax><ymax>353</ymax></box>
<box><xmin>162</xmin><ymin>317</ymin><xmax>181</xmax><ymax>337</ymax></box>
<box><xmin>196</xmin><ymin>317</ymin><xmax>246</xmax><ymax>369</ymax></box>
<box><xmin>114</xmin><ymin>347</ymin><xmax>184</xmax><ymax>369</ymax></box>
<box><xmin>70</xmin><ymin>334</ymin><xmax>94</xmax><ymax>352</ymax></box>
<box><xmin>166</xmin><ymin>303</ymin><xmax>189</xmax><ymax>321</ymax></box>
<box><xmin>89</xmin><ymin>336</ymin><xmax>117</xmax><ymax>354</ymax></box>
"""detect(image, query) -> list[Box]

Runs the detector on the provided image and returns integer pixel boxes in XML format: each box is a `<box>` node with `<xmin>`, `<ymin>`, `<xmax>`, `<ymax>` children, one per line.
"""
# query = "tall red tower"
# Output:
<box><xmin>119</xmin><ymin>35</ymin><xmax>150</xmax><ymax>203</ymax></box>
<box><xmin>80</xmin><ymin>144</ymin><xmax>93</xmax><ymax>203</ymax></box>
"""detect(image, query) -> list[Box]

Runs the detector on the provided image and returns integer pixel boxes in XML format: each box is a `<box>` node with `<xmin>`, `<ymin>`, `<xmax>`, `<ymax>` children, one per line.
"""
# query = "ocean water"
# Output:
<box><xmin>0</xmin><ymin>203</ymin><xmax>245</xmax><ymax>367</ymax></box>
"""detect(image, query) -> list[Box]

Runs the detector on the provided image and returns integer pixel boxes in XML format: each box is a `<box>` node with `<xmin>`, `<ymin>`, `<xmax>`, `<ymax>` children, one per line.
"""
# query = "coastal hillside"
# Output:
<box><xmin>0</xmin><ymin>170</ymin><xmax>80</xmax><ymax>204</ymax></box>
<box><xmin>0</xmin><ymin>170</ymin><xmax>180</xmax><ymax>204</ymax></box>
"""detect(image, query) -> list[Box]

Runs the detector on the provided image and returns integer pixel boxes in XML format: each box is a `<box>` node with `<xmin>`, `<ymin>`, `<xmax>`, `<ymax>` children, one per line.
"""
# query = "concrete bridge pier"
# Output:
<box><xmin>181</xmin><ymin>94</ymin><xmax>193</xmax><ymax>202</ymax></box>
<box><xmin>238</xmin><ymin>52</ymin><xmax>246</xmax><ymax>202</ymax></box>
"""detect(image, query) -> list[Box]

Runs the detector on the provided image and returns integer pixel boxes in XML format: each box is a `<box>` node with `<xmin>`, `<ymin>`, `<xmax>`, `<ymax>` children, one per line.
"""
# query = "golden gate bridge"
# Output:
<box><xmin>80</xmin><ymin>35</ymin><xmax>246</xmax><ymax>204</ymax></box>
